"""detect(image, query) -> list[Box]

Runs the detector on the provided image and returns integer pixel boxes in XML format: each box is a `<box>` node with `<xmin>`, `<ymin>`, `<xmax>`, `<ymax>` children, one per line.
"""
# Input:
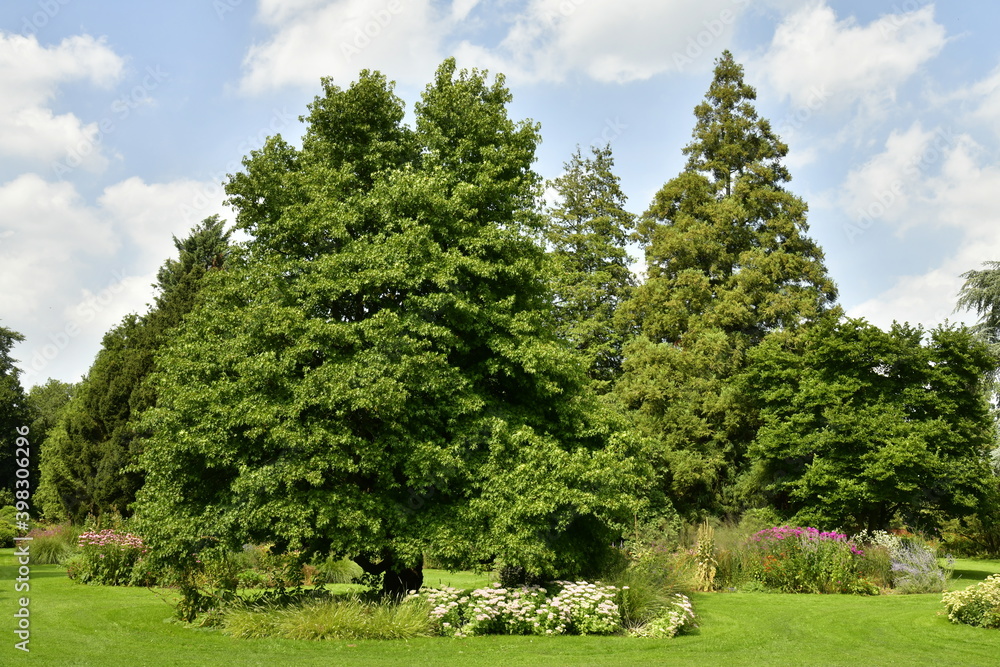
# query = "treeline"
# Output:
<box><xmin>4</xmin><ymin>52</ymin><xmax>999</xmax><ymax>593</ymax></box>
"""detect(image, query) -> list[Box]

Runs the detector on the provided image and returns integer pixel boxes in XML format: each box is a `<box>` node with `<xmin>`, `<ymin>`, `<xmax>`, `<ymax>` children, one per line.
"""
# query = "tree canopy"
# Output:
<box><xmin>616</xmin><ymin>51</ymin><xmax>837</xmax><ymax>516</ymax></box>
<box><xmin>741</xmin><ymin>316</ymin><xmax>997</xmax><ymax>533</ymax></box>
<box><xmin>545</xmin><ymin>144</ymin><xmax>636</xmax><ymax>391</ymax></box>
<box><xmin>0</xmin><ymin>324</ymin><xmax>29</xmax><ymax>495</ymax></box>
<box><xmin>134</xmin><ymin>60</ymin><xmax>648</xmax><ymax>598</ymax></box>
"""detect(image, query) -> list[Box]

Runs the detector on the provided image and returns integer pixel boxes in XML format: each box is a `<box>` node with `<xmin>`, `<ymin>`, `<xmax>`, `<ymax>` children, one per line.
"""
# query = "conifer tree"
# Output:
<box><xmin>545</xmin><ymin>144</ymin><xmax>636</xmax><ymax>391</ymax></box>
<box><xmin>617</xmin><ymin>51</ymin><xmax>837</xmax><ymax>516</ymax></box>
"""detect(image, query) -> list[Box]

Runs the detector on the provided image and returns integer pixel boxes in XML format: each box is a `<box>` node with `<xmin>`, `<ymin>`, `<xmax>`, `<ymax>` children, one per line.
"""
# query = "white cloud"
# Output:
<box><xmin>240</xmin><ymin>0</ymin><xmax>445</xmax><ymax>93</ymax></box>
<box><xmin>0</xmin><ymin>174</ymin><xmax>230</xmax><ymax>386</ymax></box>
<box><xmin>456</xmin><ymin>0</ymin><xmax>751</xmax><ymax>84</ymax></box>
<box><xmin>755</xmin><ymin>3</ymin><xmax>946</xmax><ymax>114</ymax></box>
<box><xmin>843</xmin><ymin>130</ymin><xmax>1000</xmax><ymax>330</ymax></box>
<box><xmin>0</xmin><ymin>33</ymin><xmax>124</xmax><ymax>169</ymax></box>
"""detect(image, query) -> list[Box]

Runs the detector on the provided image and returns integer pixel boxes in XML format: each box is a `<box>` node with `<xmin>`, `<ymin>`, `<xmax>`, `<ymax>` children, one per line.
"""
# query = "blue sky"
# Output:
<box><xmin>2</xmin><ymin>0</ymin><xmax>1000</xmax><ymax>388</ymax></box>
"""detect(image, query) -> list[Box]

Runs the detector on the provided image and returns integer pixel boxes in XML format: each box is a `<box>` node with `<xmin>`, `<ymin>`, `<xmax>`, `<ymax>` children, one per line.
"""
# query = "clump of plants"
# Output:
<box><xmin>717</xmin><ymin>525</ymin><xmax>876</xmax><ymax>594</ymax></box>
<box><xmin>26</xmin><ymin>524</ymin><xmax>79</xmax><ymax>565</ymax></box>
<box><xmin>222</xmin><ymin>595</ymin><xmax>433</xmax><ymax>640</ymax></box>
<box><xmin>855</xmin><ymin>530</ymin><xmax>949</xmax><ymax>594</ymax></box>
<box><xmin>65</xmin><ymin>528</ymin><xmax>155</xmax><ymax>586</ymax></box>
<box><xmin>941</xmin><ymin>574</ymin><xmax>1000</xmax><ymax>629</ymax></box>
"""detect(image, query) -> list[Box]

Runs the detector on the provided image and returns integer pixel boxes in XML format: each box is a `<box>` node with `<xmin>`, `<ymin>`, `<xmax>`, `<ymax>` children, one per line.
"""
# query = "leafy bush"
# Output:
<box><xmin>65</xmin><ymin>529</ymin><xmax>154</xmax><ymax>586</ymax></box>
<box><xmin>941</xmin><ymin>575</ymin><xmax>1000</xmax><ymax>629</ymax></box>
<box><xmin>223</xmin><ymin>596</ymin><xmax>432</xmax><ymax>640</ymax></box>
<box><xmin>0</xmin><ymin>505</ymin><xmax>20</xmax><ymax>547</ymax></box>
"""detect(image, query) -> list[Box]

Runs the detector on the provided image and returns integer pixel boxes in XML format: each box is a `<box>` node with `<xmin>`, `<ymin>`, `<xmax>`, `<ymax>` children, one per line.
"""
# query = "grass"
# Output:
<box><xmin>3</xmin><ymin>549</ymin><xmax>1000</xmax><ymax>665</ymax></box>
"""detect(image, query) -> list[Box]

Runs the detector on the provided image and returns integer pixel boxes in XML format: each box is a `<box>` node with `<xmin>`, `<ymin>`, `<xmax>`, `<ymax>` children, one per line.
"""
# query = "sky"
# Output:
<box><xmin>2</xmin><ymin>0</ymin><xmax>999</xmax><ymax>389</ymax></box>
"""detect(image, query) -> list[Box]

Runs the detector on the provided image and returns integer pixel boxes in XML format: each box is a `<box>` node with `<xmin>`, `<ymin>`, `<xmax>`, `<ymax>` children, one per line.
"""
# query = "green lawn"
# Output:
<box><xmin>3</xmin><ymin>550</ymin><xmax>999</xmax><ymax>666</ymax></box>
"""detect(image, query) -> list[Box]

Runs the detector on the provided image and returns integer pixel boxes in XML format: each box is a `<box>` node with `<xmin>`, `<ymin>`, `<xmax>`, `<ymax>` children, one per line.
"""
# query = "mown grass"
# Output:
<box><xmin>2</xmin><ymin>549</ymin><xmax>999</xmax><ymax>666</ymax></box>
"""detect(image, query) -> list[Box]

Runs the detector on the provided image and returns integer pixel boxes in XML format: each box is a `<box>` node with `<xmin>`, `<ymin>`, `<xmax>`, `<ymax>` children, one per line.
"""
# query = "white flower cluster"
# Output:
<box><xmin>410</xmin><ymin>581</ymin><xmax>623</xmax><ymax>637</ymax></box>
<box><xmin>941</xmin><ymin>574</ymin><xmax>1000</xmax><ymax>629</ymax></box>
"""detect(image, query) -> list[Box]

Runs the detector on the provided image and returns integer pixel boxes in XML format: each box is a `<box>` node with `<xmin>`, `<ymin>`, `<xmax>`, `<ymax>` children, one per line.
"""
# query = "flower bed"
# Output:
<box><xmin>411</xmin><ymin>581</ymin><xmax>696</xmax><ymax>638</ymax></box>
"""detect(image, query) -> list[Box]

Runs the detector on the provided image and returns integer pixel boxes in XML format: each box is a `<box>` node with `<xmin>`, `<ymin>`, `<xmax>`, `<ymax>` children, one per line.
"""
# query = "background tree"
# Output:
<box><xmin>545</xmin><ymin>144</ymin><xmax>636</xmax><ymax>391</ymax></box>
<box><xmin>616</xmin><ymin>51</ymin><xmax>837</xmax><ymax>517</ymax></box>
<box><xmin>0</xmin><ymin>324</ymin><xmax>29</xmax><ymax>497</ymax></box>
<box><xmin>37</xmin><ymin>217</ymin><xmax>231</xmax><ymax>521</ymax></box>
<box><xmin>741</xmin><ymin>316</ymin><xmax>996</xmax><ymax>533</ymax></box>
<box><xmin>135</xmin><ymin>61</ymin><xmax>648</xmax><ymax>599</ymax></box>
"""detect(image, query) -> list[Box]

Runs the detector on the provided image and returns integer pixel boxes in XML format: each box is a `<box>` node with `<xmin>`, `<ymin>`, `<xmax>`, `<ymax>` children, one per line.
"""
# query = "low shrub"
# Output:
<box><xmin>222</xmin><ymin>596</ymin><xmax>433</xmax><ymax>640</ymax></box>
<box><xmin>65</xmin><ymin>529</ymin><xmax>154</xmax><ymax>586</ymax></box>
<box><xmin>941</xmin><ymin>574</ymin><xmax>1000</xmax><ymax>629</ymax></box>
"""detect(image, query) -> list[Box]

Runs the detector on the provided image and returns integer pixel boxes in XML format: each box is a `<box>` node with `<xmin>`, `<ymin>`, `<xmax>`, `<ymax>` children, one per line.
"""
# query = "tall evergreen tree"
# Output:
<box><xmin>37</xmin><ymin>218</ymin><xmax>231</xmax><ymax>521</ymax></box>
<box><xmin>545</xmin><ymin>144</ymin><xmax>636</xmax><ymax>391</ymax></box>
<box><xmin>135</xmin><ymin>61</ymin><xmax>648</xmax><ymax>599</ymax></box>
<box><xmin>617</xmin><ymin>51</ymin><xmax>837</xmax><ymax>516</ymax></box>
<box><xmin>0</xmin><ymin>324</ymin><xmax>29</xmax><ymax>497</ymax></box>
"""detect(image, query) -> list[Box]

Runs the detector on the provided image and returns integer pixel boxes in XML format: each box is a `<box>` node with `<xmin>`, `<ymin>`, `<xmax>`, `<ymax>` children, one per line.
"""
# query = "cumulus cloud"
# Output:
<box><xmin>842</xmin><ymin>130</ymin><xmax>1000</xmax><ymax>330</ymax></box>
<box><xmin>240</xmin><ymin>0</ymin><xmax>446</xmax><ymax>93</ymax></box>
<box><xmin>455</xmin><ymin>0</ymin><xmax>750</xmax><ymax>84</ymax></box>
<box><xmin>0</xmin><ymin>174</ymin><xmax>230</xmax><ymax>386</ymax></box>
<box><xmin>754</xmin><ymin>2</ymin><xmax>946</xmax><ymax>114</ymax></box>
<box><xmin>0</xmin><ymin>33</ymin><xmax>124</xmax><ymax>170</ymax></box>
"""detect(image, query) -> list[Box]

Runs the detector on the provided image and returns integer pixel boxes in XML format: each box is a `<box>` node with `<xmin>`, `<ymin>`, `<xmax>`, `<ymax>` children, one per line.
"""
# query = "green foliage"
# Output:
<box><xmin>616</xmin><ymin>51</ymin><xmax>836</xmax><ymax>516</ymax></box>
<box><xmin>0</xmin><ymin>324</ymin><xmax>29</xmax><ymax>496</ymax></box>
<box><xmin>135</xmin><ymin>60</ymin><xmax>649</xmax><ymax>601</ymax></box>
<box><xmin>741</xmin><ymin>316</ymin><xmax>997</xmax><ymax>533</ymax></box>
<box><xmin>545</xmin><ymin>144</ymin><xmax>636</xmax><ymax>390</ymax></box>
<box><xmin>0</xmin><ymin>510</ymin><xmax>15</xmax><ymax>548</ymax></box>
<box><xmin>942</xmin><ymin>574</ymin><xmax>1000</xmax><ymax>629</ymax></box>
<box><xmin>223</xmin><ymin>596</ymin><xmax>433</xmax><ymax>640</ymax></box>
<box><xmin>716</xmin><ymin>526</ymin><xmax>876</xmax><ymax>595</ymax></box>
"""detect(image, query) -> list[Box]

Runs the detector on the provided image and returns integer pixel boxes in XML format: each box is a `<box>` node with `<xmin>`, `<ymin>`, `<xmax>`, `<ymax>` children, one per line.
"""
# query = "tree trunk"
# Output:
<box><xmin>381</xmin><ymin>562</ymin><xmax>423</xmax><ymax>600</ymax></box>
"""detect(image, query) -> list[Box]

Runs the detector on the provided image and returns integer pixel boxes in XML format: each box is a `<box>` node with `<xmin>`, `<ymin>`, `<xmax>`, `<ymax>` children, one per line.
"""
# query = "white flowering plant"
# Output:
<box><xmin>941</xmin><ymin>574</ymin><xmax>1000</xmax><ymax>629</ymax></box>
<box><xmin>411</xmin><ymin>580</ymin><xmax>629</xmax><ymax>637</ymax></box>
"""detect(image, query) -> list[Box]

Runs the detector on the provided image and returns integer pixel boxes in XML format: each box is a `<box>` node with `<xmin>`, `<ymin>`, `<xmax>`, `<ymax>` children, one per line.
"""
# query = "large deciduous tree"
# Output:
<box><xmin>616</xmin><ymin>51</ymin><xmax>837</xmax><ymax>517</ymax></box>
<box><xmin>134</xmin><ymin>61</ymin><xmax>647</xmax><ymax>599</ymax></box>
<box><xmin>545</xmin><ymin>144</ymin><xmax>636</xmax><ymax>391</ymax></box>
<box><xmin>741</xmin><ymin>316</ymin><xmax>996</xmax><ymax>533</ymax></box>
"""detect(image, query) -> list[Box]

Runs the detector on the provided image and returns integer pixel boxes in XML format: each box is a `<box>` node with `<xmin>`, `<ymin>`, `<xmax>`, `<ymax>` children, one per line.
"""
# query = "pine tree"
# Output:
<box><xmin>545</xmin><ymin>144</ymin><xmax>636</xmax><ymax>391</ymax></box>
<box><xmin>617</xmin><ymin>51</ymin><xmax>837</xmax><ymax>516</ymax></box>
